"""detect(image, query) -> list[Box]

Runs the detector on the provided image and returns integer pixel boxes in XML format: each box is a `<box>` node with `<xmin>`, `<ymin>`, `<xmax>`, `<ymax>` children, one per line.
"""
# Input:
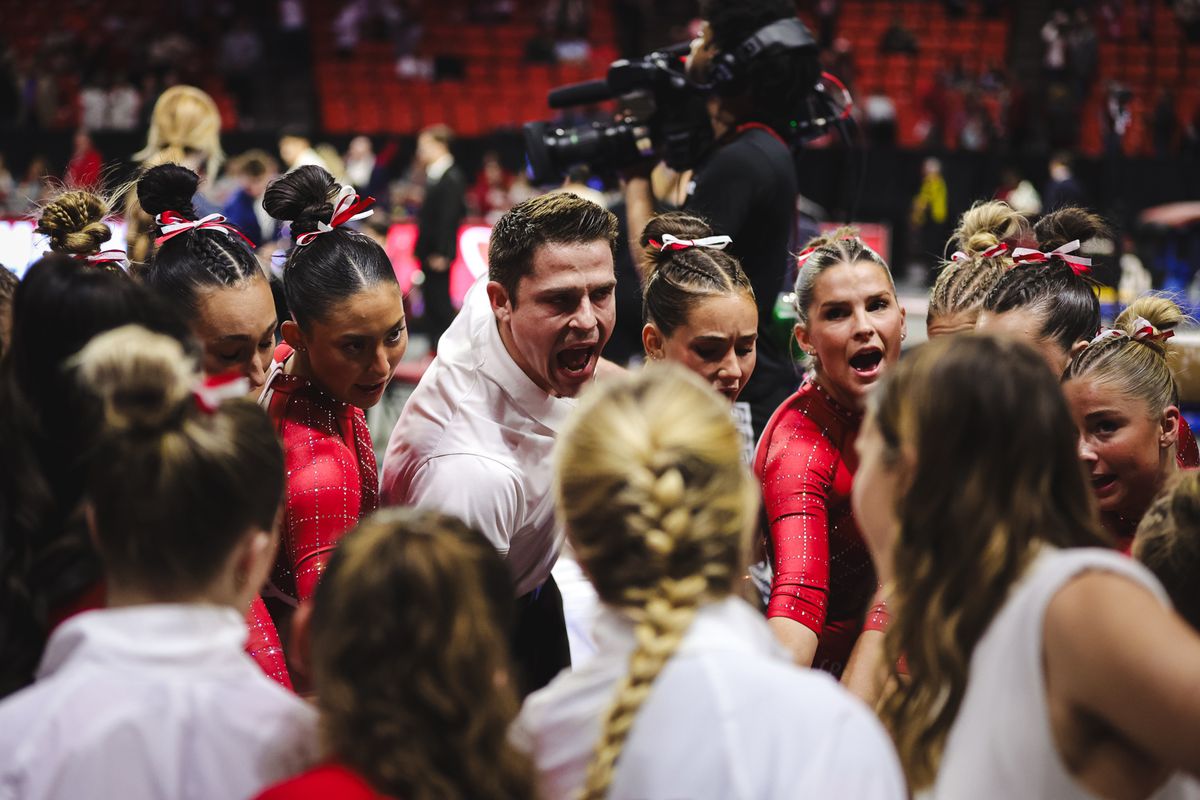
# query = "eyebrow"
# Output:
<box><xmin>336</xmin><ymin>317</ymin><xmax>407</xmax><ymax>341</ymax></box>
<box><xmin>819</xmin><ymin>292</ymin><xmax>890</xmax><ymax>310</ymax></box>
<box><xmin>692</xmin><ymin>333</ymin><xmax>757</xmax><ymax>343</ymax></box>
<box><xmin>536</xmin><ymin>280</ymin><xmax>617</xmax><ymax>297</ymax></box>
<box><xmin>1084</xmin><ymin>409</ymin><xmax>1124</xmax><ymax>421</ymax></box>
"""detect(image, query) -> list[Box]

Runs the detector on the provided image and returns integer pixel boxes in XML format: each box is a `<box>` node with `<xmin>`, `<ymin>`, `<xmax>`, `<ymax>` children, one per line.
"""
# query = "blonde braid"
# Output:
<box><xmin>556</xmin><ymin>365</ymin><xmax>758</xmax><ymax>800</ymax></box>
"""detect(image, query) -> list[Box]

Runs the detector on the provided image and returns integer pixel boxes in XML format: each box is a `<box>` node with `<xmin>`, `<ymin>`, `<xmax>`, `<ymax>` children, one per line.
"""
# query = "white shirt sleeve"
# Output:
<box><xmin>407</xmin><ymin>454</ymin><xmax>525</xmax><ymax>556</ymax></box>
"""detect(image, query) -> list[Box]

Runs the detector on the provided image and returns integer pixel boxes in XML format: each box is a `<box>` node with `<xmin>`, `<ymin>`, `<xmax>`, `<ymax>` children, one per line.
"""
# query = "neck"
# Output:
<box><xmin>105</xmin><ymin>582</ymin><xmax>238</xmax><ymax>610</ymax></box>
<box><xmin>813</xmin><ymin>372</ymin><xmax>863</xmax><ymax>414</ymax></box>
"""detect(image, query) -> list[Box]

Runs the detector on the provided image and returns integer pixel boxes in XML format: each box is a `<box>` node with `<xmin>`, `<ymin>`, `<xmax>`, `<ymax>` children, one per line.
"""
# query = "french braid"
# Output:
<box><xmin>556</xmin><ymin>364</ymin><xmax>758</xmax><ymax>799</ymax></box>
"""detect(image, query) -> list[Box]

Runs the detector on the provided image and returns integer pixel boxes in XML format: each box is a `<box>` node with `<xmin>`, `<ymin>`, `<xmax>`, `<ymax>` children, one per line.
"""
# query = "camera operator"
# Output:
<box><xmin>624</xmin><ymin>0</ymin><xmax>816</xmax><ymax>438</ymax></box>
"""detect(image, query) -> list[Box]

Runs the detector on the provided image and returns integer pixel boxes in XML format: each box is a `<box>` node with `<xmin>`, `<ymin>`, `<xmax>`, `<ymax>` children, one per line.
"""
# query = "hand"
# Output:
<box><xmin>426</xmin><ymin>254</ymin><xmax>449</xmax><ymax>273</ymax></box>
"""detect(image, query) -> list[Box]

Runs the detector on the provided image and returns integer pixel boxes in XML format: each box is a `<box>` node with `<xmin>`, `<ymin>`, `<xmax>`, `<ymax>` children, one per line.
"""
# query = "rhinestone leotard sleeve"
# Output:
<box><xmin>756</xmin><ymin>382</ymin><xmax>878</xmax><ymax>646</ymax></box>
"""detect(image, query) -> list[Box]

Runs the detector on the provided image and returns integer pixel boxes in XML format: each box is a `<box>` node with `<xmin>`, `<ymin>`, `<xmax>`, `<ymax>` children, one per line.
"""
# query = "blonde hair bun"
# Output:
<box><xmin>72</xmin><ymin>325</ymin><xmax>196</xmax><ymax>434</ymax></box>
<box><xmin>36</xmin><ymin>190</ymin><xmax>112</xmax><ymax>256</ymax></box>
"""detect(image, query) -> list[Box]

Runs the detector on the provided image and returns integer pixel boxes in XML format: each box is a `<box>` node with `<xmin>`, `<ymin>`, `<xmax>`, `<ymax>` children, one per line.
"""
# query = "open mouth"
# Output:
<box><xmin>355</xmin><ymin>379</ymin><xmax>387</xmax><ymax>395</ymax></box>
<box><xmin>1091</xmin><ymin>474</ymin><xmax>1117</xmax><ymax>493</ymax></box>
<box><xmin>849</xmin><ymin>348</ymin><xmax>884</xmax><ymax>375</ymax></box>
<box><xmin>556</xmin><ymin>344</ymin><xmax>595</xmax><ymax>376</ymax></box>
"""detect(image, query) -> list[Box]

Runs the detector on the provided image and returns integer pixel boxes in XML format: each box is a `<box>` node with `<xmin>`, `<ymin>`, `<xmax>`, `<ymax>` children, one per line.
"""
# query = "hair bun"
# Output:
<box><xmin>36</xmin><ymin>190</ymin><xmax>112</xmax><ymax>256</ymax></box>
<box><xmin>1035</xmin><ymin>207</ymin><xmax>1113</xmax><ymax>252</ymax></box>
<box><xmin>640</xmin><ymin>211</ymin><xmax>715</xmax><ymax>273</ymax></box>
<box><xmin>72</xmin><ymin>324</ymin><xmax>196</xmax><ymax>434</ymax></box>
<box><xmin>263</xmin><ymin>164</ymin><xmax>337</xmax><ymax>236</ymax></box>
<box><xmin>137</xmin><ymin>163</ymin><xmax>200</xmax><ymax>222</ymax></box>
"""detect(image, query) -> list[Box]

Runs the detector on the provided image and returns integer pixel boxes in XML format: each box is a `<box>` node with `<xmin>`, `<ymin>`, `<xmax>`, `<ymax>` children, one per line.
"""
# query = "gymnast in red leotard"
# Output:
<box><xmin>259</xmin><ymin>166</ymin><xmax>406</xmax><ymax>621</ymax></box>
<box><xmin>755</xmin><ymin>227</ymin><xmax>904</xmax><ymax>682</ymax></box>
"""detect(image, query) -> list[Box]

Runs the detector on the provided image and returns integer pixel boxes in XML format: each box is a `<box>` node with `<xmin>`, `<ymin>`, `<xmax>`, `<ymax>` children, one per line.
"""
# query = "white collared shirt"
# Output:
<box><xmin>0</xmin><ymin>604</ymin><xmax>319</xmax><ymax>800</ymax></box>
<box><xmin>425</xmin><ymin>153</ymin><xmax>454</xmax><ymax>183</ymax></box>
<box><xmin>513</xmin><ymin>596</ymin><xmax>907</xmax><ymax>800</ymax></box>
<box><xmin>380</xmin><ymin>278</ymin><xmax>576</xmax><ymax>596</ymax></box>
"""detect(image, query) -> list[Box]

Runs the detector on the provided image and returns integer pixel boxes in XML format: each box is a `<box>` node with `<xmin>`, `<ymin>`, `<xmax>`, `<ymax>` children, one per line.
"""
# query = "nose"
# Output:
<box><xmin>368</xmin><ymin>344</ymin><xmax>393</xmax><ymax>381</ymax></box>
<box><xmin>1078</xmin><ymin>435</ymin><xmax>1097</xmax><ymax>464</ymax></box>
<box><xmin>246</xmin><ymin>352</ymin><xmax>269</xmax><ymax>391</ymax></box>
<box><xmin>569</xmin><ymin>296</ymin><xmax>597</xmax><ymax>332</ymax></box>
<box><xmin>851</xmin><ymin>306</ymin><xmax>874</xmax><ymax>339</ymax></box>
<box><xmin>716</xmin><ymin>350</ymin><xmax>743</xmax><ymax>382</ymax></box>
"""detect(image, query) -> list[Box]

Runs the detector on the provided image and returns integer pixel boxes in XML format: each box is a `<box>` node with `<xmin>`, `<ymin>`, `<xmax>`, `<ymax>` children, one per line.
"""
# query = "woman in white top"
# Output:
<box><xmin>0</xmin><ymin>325</ymin><xmax>317</xmax><ymax>800</ymax></box>
<box><xmin>852</xmin><ymin>333</ymin><xmax>1200</xmax><ymax>798</ymax></box>
<box><xmin>515</xmin><ymin>364</ymin><xmax>905</xmax><ymax>800</ymax></box>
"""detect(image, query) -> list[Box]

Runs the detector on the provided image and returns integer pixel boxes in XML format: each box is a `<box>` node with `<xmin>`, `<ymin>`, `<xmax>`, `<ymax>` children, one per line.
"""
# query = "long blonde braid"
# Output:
<box><xmin>555</xmin><ymin>364</ymin><xmax>759</xmax><ymax>800</ymax></box>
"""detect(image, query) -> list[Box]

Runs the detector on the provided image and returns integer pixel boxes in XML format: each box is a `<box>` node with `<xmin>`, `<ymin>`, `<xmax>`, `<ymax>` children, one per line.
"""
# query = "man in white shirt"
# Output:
<box><xmin>381</xmin><ymin>191</ymin><xmax>618</xmax><ymax>693</ymax></box>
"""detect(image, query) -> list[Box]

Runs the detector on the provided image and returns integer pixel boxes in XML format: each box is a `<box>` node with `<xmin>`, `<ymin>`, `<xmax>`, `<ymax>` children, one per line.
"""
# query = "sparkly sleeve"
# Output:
<box><xmin>762</xmin><ymin>422</ymin><xmax>837</xmax><ymax>633</ymax></box>
<box><xmin>1178</xmin><ymin>416</ymin><xmax>1199</xmax><ymax>469</ymax></box>
<box><xmin>862</xmin><ymin>598</ymin><xmax>890</xmax><ymax>633</ymax></box>
<box><xmin>283</xmin><ymin>428</ymin><xmax>364</xmax><ymax>602</ymax></box>
<box><xmin>245</xmin><ymin>594</ymin><xmax>292</xmax><ymax>690</ymax></box>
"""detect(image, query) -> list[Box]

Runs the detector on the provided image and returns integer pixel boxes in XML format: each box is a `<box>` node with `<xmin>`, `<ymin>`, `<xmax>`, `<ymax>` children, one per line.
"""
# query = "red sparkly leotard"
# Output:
<box><xmin>754</xmin><ymin>379</ymin><xmax>886</xmax><ymax>677</ymax></box>
<box><xmin>1178</xmin><ymin>417</ymin><xmax>1198</xmax><ymax>469</ymax></box>
<box><xmin>259</xmin><ymin>345</ymin><xmax>378</xmax><ymax>605</ymax></box>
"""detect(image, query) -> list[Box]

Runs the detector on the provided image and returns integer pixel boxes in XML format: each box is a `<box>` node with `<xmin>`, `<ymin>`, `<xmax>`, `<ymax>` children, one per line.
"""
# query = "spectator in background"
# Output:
<box><xmin>0</xmin><ymin>156</ymin><xmax>15</xmax><ymax>211</ymax></box>
<box><xmin>863</xmin><ymin>88</ymin><xmax>897</xmax><ymax>147</ymax></box>
<box><xmin>343</xmin><ymin>135</ymin><xmax>378</xmax><ymax>192</ymax></box>
<box><xmin>995</xmin><ymin>166</ymin><xmax>1042</xmax><ymax>217</ymax></box>
<box><xmin>12</xmin><ymin>156</ymin><xmax>53</xmax><ymax>214</ymax></box>
<box><xmin>108</xmin><ymin>73</ymin><xmax>141</xmax><ymax>130</ymax></box>
<box><xmin>468</xmin><ymin>150</ymin><xmax>513</xmax><ymax>223</ymax></box>
<box><xmin>278</xmin><ymin>130</ymin><xmax>328</xmax><ymax>172</ymax></box>
<box><xmin>79</xmin><ymin>75</ymin><xmax>111</xmax><ymax>132</ymax></box>
<box><xmin>223</xmin><ymin>150</ymin><xmax>281</xmax><ymax>247</ymax></box>
<box><xmin>65</xmin><ymin>129</ymin><xmax>103</xmax><ymax>189</ymax></box>
<box><xmin>414</xmin><ymin>124</ymin><xmax>467</xmax><ymax>350</ymax></box>
<box><xmin>911</xmin><ymin>157</ymin><xmax>948</xmax><ymax>277</ymax></box>
<box><xmin>1103</xmin><ymin>80</ymin><xmax>1134</xmax><ymax>156</ymax></box>
<box><xmin>880</xmin><ymin>15</ymin><xmax>918</xmax><ymax>55</ymax></box>
<box><xmin>1067</xmin><ymin>10</ymin><xmax>1098</xmax><ymax>98</ymax></box>
<box><xmin>1043</xmin><ymin>152</ymin><xmax>1087</xmax><ymax>214</ymax></box>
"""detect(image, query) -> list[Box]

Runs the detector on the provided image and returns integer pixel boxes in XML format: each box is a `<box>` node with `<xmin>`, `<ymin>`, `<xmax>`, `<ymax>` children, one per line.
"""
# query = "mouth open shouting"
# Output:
<box><xmin>553</xmin><ymin>341</ymin><xmax>599</xmax><ymax>389</ymax></box>
<box><xmin>849</xmin><ymin>347</ymin><xmax>885</xmax><ymax>380</ymax></box>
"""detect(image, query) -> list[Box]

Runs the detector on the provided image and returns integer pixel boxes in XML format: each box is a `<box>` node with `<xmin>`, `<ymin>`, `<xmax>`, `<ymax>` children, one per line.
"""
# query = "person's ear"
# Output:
<box><xmin>794</xmin><ymin>322</ymin><xmax>814</xmax><ymax>357</ymax></box>
<box><xmin>232</xmin><ymin>528</ymin><xmax>278</xmax><ymax>606</ymax></box>
<box><xmin>642</xmin><ymin>323</ymin><xmax>665</xmax><ymax>360</ymax></box>
<box><xmin>280</xmin><ymin>319</ymin><xmax>307</xmax><ymax>353</ymax></box>
<box><xmin>487</xmin><ymin>280</ymin><xmax>513</xmax><ymax>325</ymax></box>
<box><xmin>1068</xmin><ymin>338</ymin><xmax>1089</xmax><ymax>360</ymax></box>
<box><xmin>1161</xmin><ymin>405</ymin><xmax>1181</xmax><ymax>450</ymax></box>
<box><xmin>899</xmin><ymin>305</ymin><xmax>908</xmax><ymax>342</ymax></box>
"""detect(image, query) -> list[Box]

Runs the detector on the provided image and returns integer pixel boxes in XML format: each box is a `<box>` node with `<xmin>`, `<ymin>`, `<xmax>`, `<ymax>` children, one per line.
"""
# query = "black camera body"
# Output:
<box><xmin>523</xmin><ymin>18</ymin><xmax>831</xmax><ymax>185</ymax></box>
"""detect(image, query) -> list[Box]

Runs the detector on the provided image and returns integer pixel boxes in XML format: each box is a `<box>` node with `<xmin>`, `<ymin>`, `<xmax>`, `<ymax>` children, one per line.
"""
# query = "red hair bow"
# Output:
<box><xmin>155</xmin><ymin>211</ymin><xmax>255</xmax><ymax>248</ymax></box>
<box><xmin>294</xmin><ymin>185</ymin><xmax>376</xmax><ymax>246</ymax></box>
<box><xmin>193</xmin><ymin>372</ymin><xmax>251</xmax><ymax>414</ymax></box>
<box><xmin>1011</xmin><ymin>239</ymin><xmax>1091</xmax><ymax>276</ymax></box>
<box><xmin>950</xmin><ymin>242</ymin><xmax>1009</xmax><ymax>262</ymax></box>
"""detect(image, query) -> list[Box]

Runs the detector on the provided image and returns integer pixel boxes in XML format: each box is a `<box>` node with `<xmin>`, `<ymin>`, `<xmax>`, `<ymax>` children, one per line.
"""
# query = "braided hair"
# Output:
<box><xmin>35</xmin><ymin>189</ymin><xmax>119</xmax><ymax>273</ymax></box>
<box><xmin>792</xmin><ymin>226</ymin><xmax>894</xmax><ymax>325</ymax></box>
<box><xmin>981</xmin><ymin>207</ymin><xmax>1109</xmax><ymax>353</ymax></box>
<box><xmin>555</xmin><ymin>364</ymin><xmax>759</xmax><ymax>799</ymax></box>
<box><xmin>640</xmin><ymin>211</ymin><xmax>754</xmax><ymax>335</ymax></box>
<box><xmin>138</xmin><ymin>163</ymin><xmax>265</xmax><ymax>321</ymax></box>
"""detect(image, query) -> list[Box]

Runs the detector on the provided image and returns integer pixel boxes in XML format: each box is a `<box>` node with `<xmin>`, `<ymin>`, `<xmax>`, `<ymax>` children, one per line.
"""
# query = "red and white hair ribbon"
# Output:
<box><xmin>155</xmin><ymin>211</ymin><xmax>255</xmax><ymax>248</ymax></box>
<box><xmin>193</xmin><ymin>372</ymin><xmax>251</xmax><ymax>414</ymax></box>
<box><xmin>1132</xmin><ymin>316</ymin><xmax>1174</xmax><ymax>343</ymax></box>
<box><xmin>75</xmin><ymin>250</ymin><xmax>129</xmax><ymax>271</ymax></box>
<box><xmin>1011</xmin><ymin>239</ymin><xmax>1092</xmax><ymax>275</ymax></box>
<box><xmin>294</xmin><ymin>184</ymin><xmax>376</xmax><ymax>246</ymax></box>
<box><xmin>1088</xmin><ymin>317</ymin><xmax>1173</xmax><ymax>347</ymax></box>
<box><xmin>654</xmin><ymin>233</ymin><xmax>732</xmax><ymax>252</ymax></box>
<box><xmin>951</xmin><ymin>242</ymin><xmax>1009</xmax><ymax>262</ymax></box>
<box><xmin>796</xmin><ymin>246</ymin><xmax>817</xmax><ymax>267</ymax></box>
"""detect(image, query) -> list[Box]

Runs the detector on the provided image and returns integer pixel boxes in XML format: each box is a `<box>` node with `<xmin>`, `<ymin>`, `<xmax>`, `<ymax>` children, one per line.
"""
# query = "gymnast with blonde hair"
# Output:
<box><xmin>514</xmin><ymin>364</ymin><xmax>904</xmax><ymax>800</ymax></box>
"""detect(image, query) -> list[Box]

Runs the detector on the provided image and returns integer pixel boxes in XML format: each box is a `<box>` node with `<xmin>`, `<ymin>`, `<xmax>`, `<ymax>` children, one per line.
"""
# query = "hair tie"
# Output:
<box><xmin>796</xmin><ymin>246</ymin><xmax>817</xmax><ymax>266</ymax></box>
<box><xmin>656</xmin><ymin>233</ymin><xmax>732</xmax><ymax>252</ymax></box>
<box><xmin>193</xmin><ymin>372</ymin><xmax>251</xmax><ymax>414</ymax></box>
<box><xmin>1088</xmin><ymin>318</ymin><xmax>1174</xmax><ymax>348</ymax></box>
<box><xmin>74</xmin><ymin>250</ymin><xmax>129</xmax><ymax>271</ymax></box>
<box><xmin>1132</xmin><ymin>316</ymin><xmax>1174</xmax><ymax>344</ymax></box>
<box><xmin>951</xmin><ymin>242</ymin><xmax>1008</xmax><ymax>263</ymax></box>
<box><xmin>1011</xmin><ymin>239</ymin><xmax>1091</xmax><ymax>275</ymax></box>
<box><xmin>294</xmin><ymin>184</ymin><xmax>375</xmax><ymax>247</ymax></box>
<box><xmin>155</xmin><ymin>211</ymin><xmax>256</xmax><ymax>248</ymax></box>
